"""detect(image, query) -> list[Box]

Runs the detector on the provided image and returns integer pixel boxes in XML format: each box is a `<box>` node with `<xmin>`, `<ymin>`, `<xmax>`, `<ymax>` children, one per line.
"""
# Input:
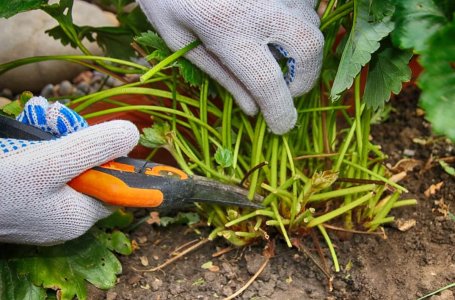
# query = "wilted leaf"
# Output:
<box><xmin>418</xmin><ymin>21</ymin><xmax>455</xmax><ymax>142</ymax></box>
<box><xmin>0</xmin><ymin>0</ymin><xmax>46</xmax><ymax>18</ymax></box>
<box><xmin>146</xmin><ymin>211</ymin><xmax>161</xmax><ymax>225</ymax></box>
<box><xmin>392</xmin><ymin>0</ymin><xmax>450</xmax><ymax>53</ymax></box>
<box><xmin>364</xmin><ymin>46</ymin><xmax>412</xmax><ymax>109</ymax></box>
<box><xmin>393</xmin><ymin>218</ymin><xmax>417</xmax><ymax>232</ymax></box>
<box><xmin>331</xmin><ymin>0</ymin><xmax>395</xmax><ymax>101</ymax></box>
<box><xmin>424</xmin><ymin>181</ymin><xmax>444</xmax><ymax>198</ymax></box>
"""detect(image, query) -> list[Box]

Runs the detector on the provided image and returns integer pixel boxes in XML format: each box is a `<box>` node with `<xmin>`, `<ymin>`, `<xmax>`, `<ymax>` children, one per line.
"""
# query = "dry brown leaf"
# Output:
<box><xmin>393</xmin><ymin>218</ymin><xmax>417</xmax><ymax>232</ymax></box>
<box><xmin>433</xmin><ymin>198</ymin><xmax>450</xmax><ymax>217</ymax></box>
<box><xmin>209</xmin><ymin>265</ymin><xmax>220</xmax><ymax>272</ymax></box>
<box><xmin>146</xmin><ymin>211</ymin><xmax>161</xmax><ymax>225</ymax></box>
<box><xmin>390</xmin><ymin>158</ymin><xmax>422</xmax><ymax>173</ymax></box>
<box><xmin>424</xmin><ymin>182</ymin><xmax>444</xmax><ymax>198</ymax></box>
<box><xmin>136</xmin><ymin>235</ymin><xmax>148</xmax><ymax>244</ymax></box>
<box><xmin>390</xmin><ymin>171</ymin><xmax>407</xmax><ymax>183</ymax></box>
<box><xmin>131</xmin><ymin>239</ymin><xmax>140</xmax><ymax>251</ymax></box>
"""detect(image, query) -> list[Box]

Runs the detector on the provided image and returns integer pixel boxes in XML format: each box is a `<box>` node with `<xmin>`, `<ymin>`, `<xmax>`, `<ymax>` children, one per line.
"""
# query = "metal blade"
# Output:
<box><xmin>187</xmin><ymin>175</ymin><xmax>263</xmax><ymax>209</ymax></box>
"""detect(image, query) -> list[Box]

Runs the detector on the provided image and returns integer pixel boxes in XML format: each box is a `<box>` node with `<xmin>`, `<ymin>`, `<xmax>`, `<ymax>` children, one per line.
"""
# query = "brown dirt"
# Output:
<box><xmin>97</xmin><ymin>86</ymin><xmax>455</xmax><ymax>300</ymax></box>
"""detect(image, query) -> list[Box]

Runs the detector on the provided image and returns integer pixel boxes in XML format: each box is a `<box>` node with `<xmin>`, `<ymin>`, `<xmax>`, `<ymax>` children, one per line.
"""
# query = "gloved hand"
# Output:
<box><xmin>137</xmin><ymin>0</ymin><xmax>324</xmax><ymax>134</ymax></box>
<box><xmin>0</xmin><ymin>97</ymin><xmax>139</xmax><ymax>245</ymax></box>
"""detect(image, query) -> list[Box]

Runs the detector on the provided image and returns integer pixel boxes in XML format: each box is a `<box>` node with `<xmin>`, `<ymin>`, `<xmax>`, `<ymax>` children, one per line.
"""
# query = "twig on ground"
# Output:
<box><xmin>212</xmin><ymin>246</ymin><xmax>235</xmax><ymax>258</ymax></box>
<box><xmin>133</xmin><ymin>238</ymin><xmax>209</xmax><ymax>272</ymax></box>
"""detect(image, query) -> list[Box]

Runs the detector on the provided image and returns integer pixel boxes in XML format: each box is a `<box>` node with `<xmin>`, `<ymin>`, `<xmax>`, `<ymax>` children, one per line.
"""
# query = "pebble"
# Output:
<box><xmin>40</xmin><ymin>83</ymin><xmax>55</xmax><ymax>98</ymax></box>
<box><xmin>0</xmin><ymin>88</ymin><xmax>12</xmax><ymax>98</ymax></box>
<box><xmin>105</xmin><ymin>291</ymin><xmax>118</xmax><ymax>300</ymax></box>
<box><xmin>151</xmin><ymin>278</ymin><xmax>163</xmax><ymax>291</ymax></box>
<box><xmin>58</xmin><ymin>80</ymin><xmax>74</xmax><ymax>96</ymax></box>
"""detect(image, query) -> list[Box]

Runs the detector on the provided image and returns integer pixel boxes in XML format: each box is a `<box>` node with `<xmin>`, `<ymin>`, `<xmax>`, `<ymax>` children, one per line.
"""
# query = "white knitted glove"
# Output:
<box><xmin>137</xmin><ymin>0</ymin><xmax>324</xmax><ymax>134</ymax></box>
<box><xmin>0</xmin><ymin>101</ymin><xmax>139</xmax><ymax>245</ymax></box>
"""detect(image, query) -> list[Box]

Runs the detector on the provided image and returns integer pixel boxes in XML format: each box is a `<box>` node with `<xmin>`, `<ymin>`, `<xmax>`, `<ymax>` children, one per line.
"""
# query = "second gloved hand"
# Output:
<box><xmin>137</xmin><ymin>0</ymin><xmax>324</xmax><ymax>134</ymax></box>
<box><xmin>0</xmin><ymin>97</ymin><xmax>139</xmax><ymax>245</ymax></box>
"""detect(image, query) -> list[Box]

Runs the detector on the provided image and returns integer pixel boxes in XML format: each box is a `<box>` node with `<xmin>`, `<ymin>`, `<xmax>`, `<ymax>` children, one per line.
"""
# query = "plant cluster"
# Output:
<box><xmin>0</xmin><ymin>0</ymin><xmax>454</xmax><ymax>299</ymax></box>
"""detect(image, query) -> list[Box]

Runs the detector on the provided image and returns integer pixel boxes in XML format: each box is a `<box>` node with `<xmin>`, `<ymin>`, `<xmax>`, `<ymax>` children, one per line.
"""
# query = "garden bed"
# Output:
<box><xmin>95</xmin><ymin>86</ymin><xmax>455</xmax><ymax>300</ymax></box>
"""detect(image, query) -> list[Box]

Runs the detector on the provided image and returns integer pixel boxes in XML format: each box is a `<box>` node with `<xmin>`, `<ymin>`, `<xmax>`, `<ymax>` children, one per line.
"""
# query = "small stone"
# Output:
<box><xmin>127</xmin><ymin>274</ymin><xmax>142</xmax><ymax>285</ymax></box>
<box><xmin>58</xmin><ymin>80</ymin><xmax>74</xmax><ymax>96</ymax></box>
<box><xmin>151</xmin><ymin>278</ymin><xmax>163</xmax><ymax>291</ymax></box>
<box><xmin>40</xmin><ymin>83</ymin><xmax>55</xmax><ymax>98</ymax></box>
<box><xmin>73</xmin><ymin>71</ymin><xmax>93</xmax><ymax>84</ymax></box>
<box><xmin>106</xmin><ymin>291</ymin><xmax>118</xmax><ymax>300</ymax></box>
<box><xmin>203</xmin><ymin>271</ymin><xmax>216</xmax><ymax>282</ymax></box>
<box><xmin>221</xmin><ymin>286</ymin><xmax>233</xmax><ymax>297</ymax></box>
<box><xmin>403</xmin><ymin>149</ymin><xmax>416</xmax><ymax>157</ymax></box>
<box><xmin>106</xmin><ymin>76</ymin><xmax>123</xmax><ymax>87</ymax></box>
<box><xmin>76</xmin><ymin>82</ymin><xmax>90</xmax><ymax>94</ymax></box>
<box><xmin>0</xmin><ymin>88</ymin><xmax>12</xmax><ymax>98</ymax></box>
<box><xmin>0</xmin><ymin>97</ymin><xmax>11</xmax><ymax>108</ymax></box>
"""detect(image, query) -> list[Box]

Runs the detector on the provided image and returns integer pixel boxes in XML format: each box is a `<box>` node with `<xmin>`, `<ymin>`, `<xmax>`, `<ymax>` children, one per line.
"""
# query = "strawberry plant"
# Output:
<box><xmin>1</xmin><ymin>0</ymin><xmax>454</xmax><ymax>298</ymax></box>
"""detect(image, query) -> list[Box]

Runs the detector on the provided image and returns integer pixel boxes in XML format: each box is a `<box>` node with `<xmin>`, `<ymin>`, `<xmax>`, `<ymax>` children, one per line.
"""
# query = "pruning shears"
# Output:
<box><xmin>0</xmin><ymin>114</ymin><xmax>262</xmax><ymax>210</ymax></box>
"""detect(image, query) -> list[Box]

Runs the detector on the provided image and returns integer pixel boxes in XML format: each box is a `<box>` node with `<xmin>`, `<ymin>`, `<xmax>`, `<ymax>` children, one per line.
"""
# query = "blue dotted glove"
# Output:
<box><xmin>0</xmin><ymin>97</ymin><xmax>139</xmax><ymax>245</ymax></box>
<box><xmin>1</xmin><ymin>96</ymin><xmax>88</xmax><ymax>155</ymax></box>
<box><xmin>17</xmin><ymin>96</ymin><xmax>88</xmax><ymax>137</ymax></box>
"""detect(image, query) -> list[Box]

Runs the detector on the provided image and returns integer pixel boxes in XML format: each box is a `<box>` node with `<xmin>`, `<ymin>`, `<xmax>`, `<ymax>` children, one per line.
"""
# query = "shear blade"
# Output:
<box><xmin>187</xmin><ymin>176</ymin><xmax>263</xmax><ymax>209</ymax></box>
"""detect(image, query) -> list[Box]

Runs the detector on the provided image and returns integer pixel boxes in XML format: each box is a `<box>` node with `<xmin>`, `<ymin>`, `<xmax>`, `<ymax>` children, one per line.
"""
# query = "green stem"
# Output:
<box><xmin>200</xmin><ymin>77</ymin><xmax>211</xmax><ymax>176</ymax></box>
<box><xmin>342</xmin><ymin>160</ymin><xmax>408</xmax><ymax>193</ymax></box>
<box><xmin>0</xmin><ymin>55</ymin><xmax>148</xmax><ymax>76</ymax></box>
<box><xmin>321</xmin><ymin>1</ymin><xmax>355</xmax><ymax>32</ymax></box>
<box><xmin>140</xmin><ymin>40</ymin><xmax>201</xmax><ymax>82</ymax></box>
<box><xmin>271</xmin><ymin>202</ymin><xmax>292</xmax><ymax>248</ymax></box>
<box><xmin>225</xmin><ymin>210</ymin><xmax>275</xmax><ymax>227</ymax></box>
<box><xmin>318</xmin><ymin>224</ymin><xmax>340</xmax><ymax>272</ymax></box>
<box><xmin>308</xmin><ymin>184</ymin><xmax>377</xmax><ymax>203</ymax></box>
<box><xmin>247</xmin><ymin>118</ymin><xmax>267</xmax><ymax>200</ymax></box>
<box><xmin>307</xmin><ymin>192</ymin><xmax>374</xmax><ymax>227</ymax></box>
<box><xmin>82</xmin><ymin>105</ymin><xmax>221</xmax><ymax>139</ymax></box>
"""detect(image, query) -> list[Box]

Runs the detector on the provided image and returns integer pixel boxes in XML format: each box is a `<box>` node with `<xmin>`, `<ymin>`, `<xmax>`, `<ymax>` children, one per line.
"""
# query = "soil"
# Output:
<box><xmin>95</xmin><ymin>86</ymin><xmax>454</xmax><ymax>300</ymax></box>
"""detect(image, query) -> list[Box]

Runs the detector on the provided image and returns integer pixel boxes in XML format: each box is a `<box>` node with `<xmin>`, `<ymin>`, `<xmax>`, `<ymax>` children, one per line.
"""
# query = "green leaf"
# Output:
<box><xmin>94</xmin><ymin>27</ymin><xmax>136</xmax><ymax>59</ymax></box>
<box><xmin>439</xmin><ymin>161</ymin><xmax>455</xmax><ymax>176</ymax></box>
<box><xmin>160</xmin><ymin>212</ymin><xmax>200</xmax><ymax>227</ymax></box>
<box><xmin>392</xmin><ymin>0</ymin><xmax>450</xmax><ymax>53</ymax></box>
<box><xmin>0</xmin><ymin>0</ymin><xmax>47</xmax><ymax>18</ymax></box>
<box><xmin>140</xmin><ymin>122</ymin><xmax>171</xmax><ymax>149</ymax></box>
<box><xmin>135</xmin><ymin>31</ymin><xmax>171</xmax><ymax>56</ymax></box>
<box><xmin>2</xmin><ymin>233</ymin><xmax>122</xmax><ymax>300</ymax></box>
<box><xmin>97</xmin><ymin>209</ymin><xmax>134</xmax><ymax>229</ymax></box>
<box><xmin>91</xmin><ymin>228</ymin><xmax>133</xmax><ymax>256</ymax></box>
<box><xmin>0</xmin><ymin>261</ymin><xmax>46</xmax><ymax>300</ymax></box>
<box><xmin>214</xmin><ymin>147</ymin><xmax>233</xmax><ymax>168</ymax></box>
<box><xmin>364</xmin><ymin>45</ymin><xmax>412</xmax><ymax>109</ymax></box>
<box><xmin>418</xmin><ymin>21</ymin><xmax>455</xmax><ymax>141</ymax></box>
<box><xmin>331</xmin><ymin>0</ymin><xmax>395</xmax><ymax>101</ymax></box>
<box><xmin>178</xmin><ymin>58</ymin><xmax>204</xmax><ymax>86</ymax></box>
<box><xmin>1</xmin><ymin>101</ymin><xmax>22</xmax><ymax>117</ymax></box>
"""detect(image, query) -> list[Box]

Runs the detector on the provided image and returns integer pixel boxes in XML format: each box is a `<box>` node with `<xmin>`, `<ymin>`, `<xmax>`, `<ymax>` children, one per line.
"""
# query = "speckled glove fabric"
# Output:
<box><xmin>0</xmin><ymin>97</ymin><xmax>139</xmax><ymax>245</ymax></box>
<box><xmin>137</xmin><ymin>0</ymin><xmax>324</xmax><ymax>134</ymax></box>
